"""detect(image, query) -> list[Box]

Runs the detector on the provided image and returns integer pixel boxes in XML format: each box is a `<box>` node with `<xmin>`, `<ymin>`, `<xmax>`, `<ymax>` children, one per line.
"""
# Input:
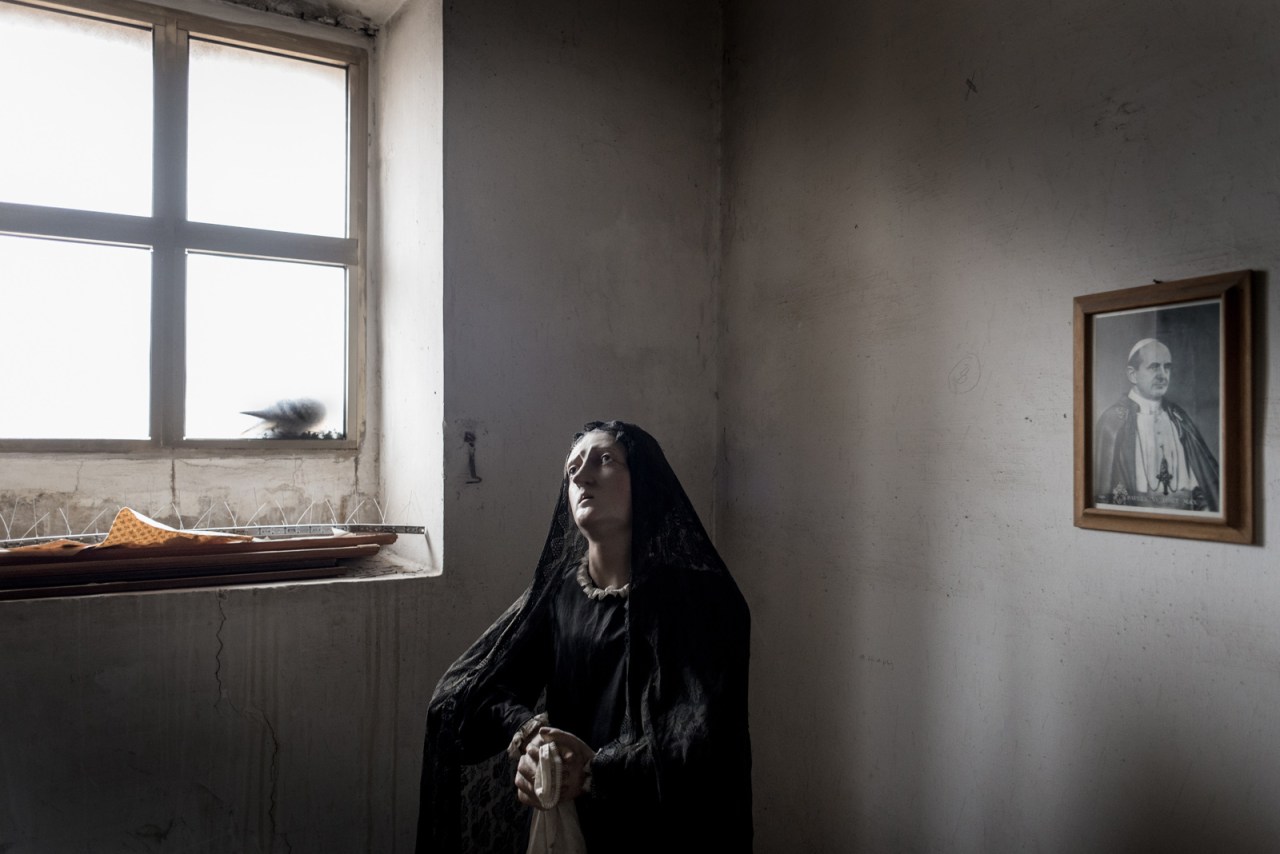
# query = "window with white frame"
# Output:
<box><xmin>0</xmin><ymin>0</ymin><xmax>366</xmax><ymax>448</ymax></box>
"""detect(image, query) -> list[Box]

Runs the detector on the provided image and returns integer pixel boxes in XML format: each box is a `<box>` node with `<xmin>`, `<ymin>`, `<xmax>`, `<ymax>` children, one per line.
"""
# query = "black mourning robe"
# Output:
<box><xmin>417</xmin><ymin>421</ymin><xmax>752</xmax><ymax>853</ymax></box>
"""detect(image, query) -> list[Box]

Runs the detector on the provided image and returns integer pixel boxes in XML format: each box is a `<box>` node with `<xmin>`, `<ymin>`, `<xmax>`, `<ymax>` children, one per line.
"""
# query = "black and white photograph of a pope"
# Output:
<box><xmin>1092</xmin><ymin>301</ymin><xmax>1222</xmax><ymax>514</ymax></box>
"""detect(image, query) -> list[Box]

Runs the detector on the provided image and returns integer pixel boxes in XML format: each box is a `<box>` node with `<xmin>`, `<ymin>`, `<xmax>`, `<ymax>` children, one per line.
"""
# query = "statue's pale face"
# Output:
<box><xmin>1127</xmin><ymin>341</ymin><xmax>1173</xmax><ymax>401</ymax></box>
<box><xmin>565</xmin><ymin>431</ymin><xmax>632</xmax><ymax>539</ymax></box>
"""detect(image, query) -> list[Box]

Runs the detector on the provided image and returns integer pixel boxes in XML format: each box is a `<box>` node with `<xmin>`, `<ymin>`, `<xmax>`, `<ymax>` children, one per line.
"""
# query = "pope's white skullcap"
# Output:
<box><xmin>1128</xmin><ymin>338</ymin><xmax>1161</xmax><ymax>361</ymax></box>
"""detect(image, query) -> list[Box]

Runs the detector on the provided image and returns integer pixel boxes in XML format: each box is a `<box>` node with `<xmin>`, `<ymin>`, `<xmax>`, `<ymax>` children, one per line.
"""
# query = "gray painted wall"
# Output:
<box><xmin>720</xmin><ymin>1</ymin><xmax>1280</xmax><ymax>851</ymax></box>
<box><xmin>0</xmin><ymin>0</ymin><xmax>722</xmax><ymax>851</ymax></box>
<box><xmin>0</xmin><ymin>576</ymin><xmax>434</xmax><ymax>852</ymax></box>
<box><xmin>7</xmin><ymin>0</ymin><xmax>1280</xmax><ymax>851</ymax></box>
<box><xmin>438</xmin><ymin>0</ymin><xmax>723</xmax><ymax>639</ymax></box>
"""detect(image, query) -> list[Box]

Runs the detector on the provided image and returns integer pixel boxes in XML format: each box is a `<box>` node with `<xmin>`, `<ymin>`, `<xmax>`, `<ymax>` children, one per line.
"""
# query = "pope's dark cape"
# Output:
<box><xmin>1094</xmin><ymin>397</ymin><xmax>1220</xmax><ymax>512</ymax></box>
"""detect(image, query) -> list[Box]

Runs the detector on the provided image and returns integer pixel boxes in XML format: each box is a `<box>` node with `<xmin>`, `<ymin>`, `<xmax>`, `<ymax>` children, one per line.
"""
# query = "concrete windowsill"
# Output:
<box><xmin>0</xmin><ymin>548</ymin><xmax>439</xmax><ymax>605</ymax></box>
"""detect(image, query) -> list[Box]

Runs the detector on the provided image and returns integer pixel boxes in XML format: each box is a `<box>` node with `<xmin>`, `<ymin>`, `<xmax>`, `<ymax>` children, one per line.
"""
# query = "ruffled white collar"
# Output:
<box><xmin>576</xmin><ymin>556</ymin><xmax>630</xmax><ymax>600</ymax></box>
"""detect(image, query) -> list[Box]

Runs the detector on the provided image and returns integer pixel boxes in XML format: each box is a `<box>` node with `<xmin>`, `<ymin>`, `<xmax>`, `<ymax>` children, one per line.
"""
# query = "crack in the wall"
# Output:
<box><xmin>261</xmin><ymin>711</ymin><xmax>292</xmax><ymax>854</ymax></box>
<box><xmin>210</xmin><ymin>592</ymin><xmax>291</xmax><ymax>851</ymax></box>
<box><xmin>213</xmin><ymin>592</ymin><xmax>228</xmax><ymax>708</ymax></box>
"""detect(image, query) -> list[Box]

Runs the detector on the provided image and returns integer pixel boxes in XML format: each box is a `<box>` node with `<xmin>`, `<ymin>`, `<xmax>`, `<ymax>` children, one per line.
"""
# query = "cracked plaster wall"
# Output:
<box><xmin>0</xmin><ymin>577</ymin><xmax>437</xmax><ymax>852</ymax></box>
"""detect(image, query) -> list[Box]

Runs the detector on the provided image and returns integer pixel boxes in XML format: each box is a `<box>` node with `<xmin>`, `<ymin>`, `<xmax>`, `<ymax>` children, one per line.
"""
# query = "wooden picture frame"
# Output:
<box><xmin>1074</xmin><ymin>270</ymin><xmax>1254</xmax><ymax>543</ymax></box>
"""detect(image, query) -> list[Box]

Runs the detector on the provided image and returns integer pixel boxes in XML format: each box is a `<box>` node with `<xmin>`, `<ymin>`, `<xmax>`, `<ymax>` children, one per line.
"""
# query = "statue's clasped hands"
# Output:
<box><xmin>515</xmin><ymin>727</ymin><xmax>595</xmax><ymax>809</ymax></box>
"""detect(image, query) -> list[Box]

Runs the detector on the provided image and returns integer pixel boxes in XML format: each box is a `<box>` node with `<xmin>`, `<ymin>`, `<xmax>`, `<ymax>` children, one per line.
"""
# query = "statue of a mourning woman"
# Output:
<box><xmin>417</xmin><ymin>421</ymin><xmax>752</xmax><ymax>853</ymax></box>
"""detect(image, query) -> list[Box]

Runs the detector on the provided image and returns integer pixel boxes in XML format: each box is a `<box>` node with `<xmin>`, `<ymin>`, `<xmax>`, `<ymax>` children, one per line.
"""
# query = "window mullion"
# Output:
<box><xmin>0</xmin><ymin>0</ymin><xmax>365</xmax><ymax>450</ymax></box>
<box><xmin>346</xmin><ymin>60</ymin><xmax>366</xmax><ymax>449</ymax></box>
<box><xmin>0</xmin><ymin>202</ymin><xmax>155</xmax><ymax>246</ymax></box>
<box><xmin>151</xmin><ymin>17</ymin><xmax>187</xmax><ymax>445</ymax></box>
<box><xmin>179</xmin><ymin>222</ymin><xmax>357</xmax><ymax>266</ymax></box>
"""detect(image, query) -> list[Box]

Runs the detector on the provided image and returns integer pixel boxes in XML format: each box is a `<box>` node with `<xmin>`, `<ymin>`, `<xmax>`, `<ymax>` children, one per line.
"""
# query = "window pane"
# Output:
<box><xmin>0</xmin><ymin>236</ymin><xmax>151</xmax><ymax>439</ymax></box>
<box><xmin>0</xmin><ymin>3</ymin><xmax>151</xmax><ymax>216</ymax></box>
<box><xmin>188</xmin><ymin>39</ymin><xmax>347</xmax><ymax>237</ymax></box>
<box><xmin>185</xmin><ymin>254</ymin><xmax>346</xmax><ymax>439</ymax></box>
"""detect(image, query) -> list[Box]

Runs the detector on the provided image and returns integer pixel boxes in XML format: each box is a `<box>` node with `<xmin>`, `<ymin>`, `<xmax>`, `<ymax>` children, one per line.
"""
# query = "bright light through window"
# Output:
<box><xmin>0</xmin><ymin>2</ymin><xmax>152</xmax><ymax>216</ymax></box>
<box><xmin>188</xmin><ymin>39</ymin><xmax>348</xmax><ymax>238</ymax></box>
<box><xmin>0</xmin><ymin>236</ymin><xmax>151</xmax><ymax>439</ymax></box>
<box><xmin>185</xmin><ymin>254</ymin><xmax>347</xmax><ymax>439</ymax></box>
<box><xmin>0</xmin><ymin>0</ymin><xmax>362</xmax><ymax>446</ymax></box>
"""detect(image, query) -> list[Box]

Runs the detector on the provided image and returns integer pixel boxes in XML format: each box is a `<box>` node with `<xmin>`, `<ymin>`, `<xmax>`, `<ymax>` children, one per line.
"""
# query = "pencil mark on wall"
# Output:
<box><xmin>1094</xmin><ymin>95</ymin><xmax>1145</xmax><ymax>141</ymax></box>
<box><xmin>948</xmin><ymin>353</ymin><xmax>982</xmax><ymax>394</ymax></box>
<box><xmin>133</xmin><ymin>819</ymin><xmax>175</xmax><ymax>843</ymax></box>
<box><xmin>964</xmin><ymin>76</ymin><xmax>978</xmax><ymax>99</ymax></box>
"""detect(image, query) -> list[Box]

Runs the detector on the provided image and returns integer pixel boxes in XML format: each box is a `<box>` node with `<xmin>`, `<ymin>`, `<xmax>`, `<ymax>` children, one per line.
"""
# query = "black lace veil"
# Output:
<box><xmin>417</xmin><ymin>421</ymin><xmax>751</xmax><ymax>852</ymax></box>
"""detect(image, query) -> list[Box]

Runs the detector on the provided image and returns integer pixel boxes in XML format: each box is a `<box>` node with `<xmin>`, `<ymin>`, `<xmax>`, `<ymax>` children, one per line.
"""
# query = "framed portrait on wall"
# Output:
<box><xmin>1073</xmin><ymin>270</ymin><xmax>1254</xmax><ymax>543</ymax></box>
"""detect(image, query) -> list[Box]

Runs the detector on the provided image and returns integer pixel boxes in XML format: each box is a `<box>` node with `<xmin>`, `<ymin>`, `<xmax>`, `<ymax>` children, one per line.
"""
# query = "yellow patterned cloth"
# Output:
<box><xmin>3</xmin><ymin>539</ymin><xmax>90</xmax><ymax>555</ymax></box>
<box><xmin>99</xmin><ymin>508</ymin><xmax>253</xmax><ymax>548</ymax></box>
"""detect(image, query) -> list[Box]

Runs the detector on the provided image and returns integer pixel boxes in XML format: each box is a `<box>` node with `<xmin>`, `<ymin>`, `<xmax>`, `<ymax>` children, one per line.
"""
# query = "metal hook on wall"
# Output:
<box><xmin>464</xmin><ymin>431</ymin><xmax>483</xmax><ymax>484</ymax></box>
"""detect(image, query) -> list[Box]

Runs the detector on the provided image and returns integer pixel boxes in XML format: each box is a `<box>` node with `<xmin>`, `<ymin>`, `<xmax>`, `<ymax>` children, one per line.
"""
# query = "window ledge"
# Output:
<box><xmin>0</xmin><ymin>535</ymin><xmax>437</xmax><ymax>602</ymax></box>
